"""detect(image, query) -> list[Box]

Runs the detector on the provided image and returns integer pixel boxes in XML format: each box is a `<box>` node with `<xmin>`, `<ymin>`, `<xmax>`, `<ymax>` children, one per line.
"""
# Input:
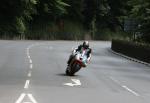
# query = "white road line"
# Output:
<box><xmin>16</xmin><ymin>93</ymin><xmax>38</xmax><ymax>103</ymax></box>
<box><xmin>29</xmin><ymin>59</ymin><xmax>32</xmax><ymax>64</ymax></box>
<box><xmin>109</xmin><ymin>77</ymin><xmax>140</xmax><ymax>96</ymax></box>
<box><xmin>122</xmin><ymin>85</ymin><xmax>140</xmax><ymax>96</ymax></box>
<box><xmin>28</xmin><ymin>71</ymin><xmax>32</xmax><ymax>77</ymax></box>
<box><xmin>30</xmin><ymin>64</ymin><xmax>33</xmax><ymax>69</ymax></box>
<box><xmin>28</xmin><ymin>94</ymin><xmax>38</xmax><ymax>103</ymax></box>
<box><xmin>64</xmin><ymin>79</ymin><xmax>81</xmax><ymax>86</ymax></box>
<box><xmin>71</xmin><ymin>79</ymin><xmax>81</xmax><ymax>85</ymax></box>
<box><xmin>28</xmin><ymin>55</ymin><xmax>30</xmax><ymax>59</ymax></box>
<box><xmin>24</xmin><ymin>80</ymin><xmax>30</xmax><ymax>89</ymax></box>
<box><xmin>109</xmin><ymin>77</ymin><xmax>121</xmax><ymax>85</ymax></box>
<box><xmin>15</xmin><ymin>93</ymin><xmax>26</xmax><ymax>103</ymax></box>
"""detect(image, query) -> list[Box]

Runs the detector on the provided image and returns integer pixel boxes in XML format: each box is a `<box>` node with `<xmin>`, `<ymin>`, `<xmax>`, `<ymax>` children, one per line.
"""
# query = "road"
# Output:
<box><xmin>0</xmin><ymin>40</ymin><xmax>150</xmax><ymax>103</ymax></box>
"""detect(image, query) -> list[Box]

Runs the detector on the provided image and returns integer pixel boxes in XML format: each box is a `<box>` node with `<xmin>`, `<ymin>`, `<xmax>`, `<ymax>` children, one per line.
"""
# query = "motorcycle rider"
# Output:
<box><xmin>67</xmin><ymin>41</ymin><xmax>92</xmax><ymax>66</ymax></box>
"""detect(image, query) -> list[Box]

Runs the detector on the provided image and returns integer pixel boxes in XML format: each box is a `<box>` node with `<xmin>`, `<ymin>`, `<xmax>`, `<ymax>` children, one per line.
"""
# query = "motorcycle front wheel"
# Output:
<box><xmin>66</xmin><ymin>66</ymin><xmax>74</xmax><ymax>76</ymax></box>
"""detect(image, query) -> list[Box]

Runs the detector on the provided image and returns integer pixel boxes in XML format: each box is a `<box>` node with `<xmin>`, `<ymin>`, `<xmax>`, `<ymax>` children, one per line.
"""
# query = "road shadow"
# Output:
<box><xmin>57</xmin><ymin>73</ymin><xmax>67</xmax><ymax>76</ymax></box>
<box><xmin>56</xmin><ymin>73</ymin><xmax>82</xmax><ymax>77</ymax></box>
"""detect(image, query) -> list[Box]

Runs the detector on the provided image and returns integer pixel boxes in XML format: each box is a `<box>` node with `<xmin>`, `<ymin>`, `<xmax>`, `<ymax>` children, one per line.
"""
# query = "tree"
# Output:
<box><xmin>0</xmin><ymin>0</ymin><xmax>37</xmax><ymax>35</ymax></box>
<box><xmin>129</xmin><ymin>0</ymin><xmax>150</xmax><ymax>42</ymax></box>
<box><xmin>64</xmin><ymin>0</ymin><xmax>83</xmax><ymax>21</ymax></box>
<box><xmin>35</xmin><ymin>0</ymin><xmax>69</xmax><ymax>21</ymax></box>
<box><xmin>105</xmin><ymin>0</ymin><xmax>130</xmax><ymax>31</ymax></box>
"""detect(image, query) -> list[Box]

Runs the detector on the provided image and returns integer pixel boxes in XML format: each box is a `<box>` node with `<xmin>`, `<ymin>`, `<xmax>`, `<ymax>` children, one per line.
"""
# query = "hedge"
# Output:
<box><xmin>111</xmin><ymin>40</ymin><xmax>150</xmax><ymax>63</ymax></box>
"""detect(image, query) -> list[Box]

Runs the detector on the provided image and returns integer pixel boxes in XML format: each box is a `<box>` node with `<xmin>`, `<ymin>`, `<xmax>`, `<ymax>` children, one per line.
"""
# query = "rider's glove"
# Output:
<box><xmin>87</xmin><ymin>58</ymin><xmax>91</xmax><ymax>63</ymax></box>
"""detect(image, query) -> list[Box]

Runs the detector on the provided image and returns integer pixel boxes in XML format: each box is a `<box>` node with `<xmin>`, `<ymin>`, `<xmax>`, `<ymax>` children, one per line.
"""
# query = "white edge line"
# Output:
<box><xmin>28</xmin><ymin>94</ymin><xmax>37</xmax><ymax>103</ymax></box>
<box><xmin>24</xmin><ymin>80</ymin><xmax>30</xmax><ymax>89</ymax></box>
<box><xmin>122</xmin><ymin>85</ymin><xmax>140</xmax><ymax>96</ymax></box>
<box><xmin>15</xmin><ymin>93</ymin><xmax>26</xmax><ymax>103</ymax></box>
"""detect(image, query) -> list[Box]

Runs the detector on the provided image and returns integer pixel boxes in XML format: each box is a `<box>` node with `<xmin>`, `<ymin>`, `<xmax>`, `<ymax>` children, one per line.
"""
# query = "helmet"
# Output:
<box><xmin>83</xmin><ymin>41</ymin><xmax>89</xmax><ymax>49</ymax></box>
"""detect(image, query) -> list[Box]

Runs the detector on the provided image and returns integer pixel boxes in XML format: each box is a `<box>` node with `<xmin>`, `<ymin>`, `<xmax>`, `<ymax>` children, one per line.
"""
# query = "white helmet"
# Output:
<box><xmin>83</xmin><ymin>41</ymin><xmax>89</xmax><ymax>49</ymax></box>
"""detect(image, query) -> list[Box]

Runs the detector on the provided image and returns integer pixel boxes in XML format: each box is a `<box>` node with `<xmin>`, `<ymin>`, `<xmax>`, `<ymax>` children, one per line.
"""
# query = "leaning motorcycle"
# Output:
<box><xmin>66</xmin><ymin>50</ymin><xmax>87</xmax><ymax>76</ymax></box>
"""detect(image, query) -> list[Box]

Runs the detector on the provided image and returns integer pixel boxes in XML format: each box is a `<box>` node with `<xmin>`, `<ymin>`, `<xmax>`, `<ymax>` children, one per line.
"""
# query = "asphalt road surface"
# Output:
<box><xmin>0</xmin><ymin>40</ymin><xmax>150</xmax><ymax>103</ymax></box>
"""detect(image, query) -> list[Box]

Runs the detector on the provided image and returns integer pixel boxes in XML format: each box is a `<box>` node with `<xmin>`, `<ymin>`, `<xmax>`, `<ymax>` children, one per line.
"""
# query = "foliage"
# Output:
<box><xmin>128</xmin><ymin>0</ymin><xmax>150</xmax><ymax>43</ymax></box>
<box><xmin>0</xmin><ymin>0</ymin><xmax>149</xmax><ymax>42</ymax></box>
<box><xmin>0</xmin><ymin>0</ymin><xmax>37</xmax><ymax>36</ymax></box>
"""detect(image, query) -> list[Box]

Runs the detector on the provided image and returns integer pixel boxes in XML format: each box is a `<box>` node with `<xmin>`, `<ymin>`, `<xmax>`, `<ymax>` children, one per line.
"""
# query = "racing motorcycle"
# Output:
<box><xmin>66</xmin><ymin>50</ymin><xmax>87</xmax><ymax>76</ymax></box>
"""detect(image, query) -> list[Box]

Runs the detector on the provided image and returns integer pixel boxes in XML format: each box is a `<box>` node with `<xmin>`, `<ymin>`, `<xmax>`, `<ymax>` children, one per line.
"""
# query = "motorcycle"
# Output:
<box><xmin>66</xmin><ymin>50</ymin><xmax>87</xmax><ymax>76</ymax></box>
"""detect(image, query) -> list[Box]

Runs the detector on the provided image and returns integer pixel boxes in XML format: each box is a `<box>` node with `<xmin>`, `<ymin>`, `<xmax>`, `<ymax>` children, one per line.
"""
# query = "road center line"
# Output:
<box><xmin>29</xmin><ymin>59</ymin><xmax>32</xmax><ymax>64</ymax></box>
<box><xmin>28</xmin><ymin>55</ymin><xmax>30</xmax><ymax>59</ymax></box>
<box><xmin>28</xmin><ymin>71</ymin><xmax>32</xmax><ymax>77</ymax></box>
<box><xmin>24</xmin><ymin>80</ymin><xmax>30</xmax><ymax>89</ymax></box>
<box><xmin>15</xmin><ymin>93</ymin><xmax>26</xmax><ymax>103</ymax></box>
<box><xmin>30</xmin><ymin>64</ymin><xmax>33</xmax><ymax>69</ymax></box>
<box><xmin>122</xmin><ymin>85</ymin><xmax>140</xmax><ymax>96</ymax></box>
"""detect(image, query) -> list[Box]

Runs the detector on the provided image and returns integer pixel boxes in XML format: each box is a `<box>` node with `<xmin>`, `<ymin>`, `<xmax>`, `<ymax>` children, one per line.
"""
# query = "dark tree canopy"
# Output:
<box><xmin>0</xmin><ymin>0</ymin><xmax>149</xmax><ymax>42</ymax></box>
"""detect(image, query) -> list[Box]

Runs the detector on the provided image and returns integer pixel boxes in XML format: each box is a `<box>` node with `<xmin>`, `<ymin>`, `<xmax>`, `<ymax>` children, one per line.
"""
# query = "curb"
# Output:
<box><xmin>108</xmin><ymin>48</ymin><xmax>150</xmax><ymax>67</ymax></box>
